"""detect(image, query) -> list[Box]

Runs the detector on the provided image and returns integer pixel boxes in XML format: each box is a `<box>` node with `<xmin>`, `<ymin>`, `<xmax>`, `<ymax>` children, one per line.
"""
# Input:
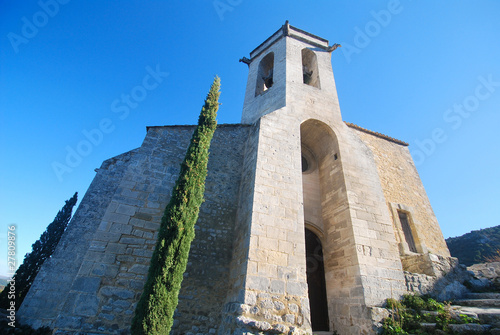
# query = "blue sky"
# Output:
<box><xmin>1</xmin><ymin>1</ymin><xmax>499</xmax><ymax>277</ymax></box>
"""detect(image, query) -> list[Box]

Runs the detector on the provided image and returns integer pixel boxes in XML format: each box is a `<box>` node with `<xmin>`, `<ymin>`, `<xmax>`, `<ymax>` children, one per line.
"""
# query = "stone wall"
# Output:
<box><xmin>468</xmin><ymin>262</ymin><xmax>500</xmax><ymax>287</ymax></box>
<box><xmin>404</xmin><ymin>255</ymin><xmax>474</xmax><ymax>301</ymax></box>
<box><xmin>171</xmin><ymin>125</ymin><xmax>249</xmax><ymax>334</ymax></box>
<box><xmin>19</xmin><ymin>124</ymin><xmax>249</xmax><ymax>334</ymax></box>
<box><xmin>18</xmin><ymin>149</ymin><xmax>139</xmax><ymax>330</ymax></box>
<box><xmin>351</xmin><ymin>126</ymin><xmax>450</xmax><ymax>258</ymax></box>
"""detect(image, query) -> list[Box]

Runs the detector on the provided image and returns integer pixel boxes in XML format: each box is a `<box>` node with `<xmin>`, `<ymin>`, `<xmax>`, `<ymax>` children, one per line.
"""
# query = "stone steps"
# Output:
<box><xmin>449</xmin><ymin>323</ymin><xmax>493</xmax><ymax>333</ymax></box>
<box><xmin>465</xmin><ymin>292</ymin><xmax>500</xmax><ymax>300</ymax></box>
<box><xmin>453</xmin><ymin>305</ymin><xmax>500</xmax><ymax>325</ymax></box>
<box><xmin>450</xmin><ymin>296</ymin><xmax>500</xmax><ymax>333</ymax></box>
<box><xmin>453</xmin><ymin>299</ymin><xmax>500</xmax><ymax>308</ymax></box>
<box><xmin>441</xmin><ymin>296</ymin><xmax>500</xmax><ymax>333</ymax></box>
<box><xmin>420</xmin><ymin>321</ymin><xmax>494</xmax><ymax>334</ymax></box>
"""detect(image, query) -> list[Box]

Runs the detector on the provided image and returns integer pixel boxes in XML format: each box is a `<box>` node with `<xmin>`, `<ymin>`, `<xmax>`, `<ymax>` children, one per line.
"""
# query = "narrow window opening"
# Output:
<box><xmin>301</xmin><ymin>48</ymin><xmax>320</xmax><ymax>88</ymax></box>
<box><xmin>399</xmin><ymin>211</ymin><xmax>417</xmax><ymax>253</ymax></box>
<box><xmin>255</xmin><ymin>52</ymin><xmax>274</xmax><ymax>96</ymax></box>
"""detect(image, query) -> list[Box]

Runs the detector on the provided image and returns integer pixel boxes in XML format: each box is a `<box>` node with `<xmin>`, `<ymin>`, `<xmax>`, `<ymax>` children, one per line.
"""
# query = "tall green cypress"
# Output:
<box><xmin>0</xmin><ymin>192</ymin><xmax>78</xmax><ymax>309</ymax></box>
<box><xmin>131</xmin><ymin>77</ymin><xmax>220</xmax><ymax>335</ymax></box>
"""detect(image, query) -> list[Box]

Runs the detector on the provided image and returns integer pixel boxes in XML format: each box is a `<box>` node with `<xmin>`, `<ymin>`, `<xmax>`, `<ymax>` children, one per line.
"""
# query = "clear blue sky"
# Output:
<box><xmin>1</xmin><ymin>1</ymin><xmax>499</xmax><ymax>277</ymax></box>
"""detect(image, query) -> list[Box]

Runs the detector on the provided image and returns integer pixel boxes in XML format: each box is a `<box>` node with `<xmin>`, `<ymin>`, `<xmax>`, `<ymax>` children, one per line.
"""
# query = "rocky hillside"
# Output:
<box><xmin>446</xmin><ymin>225</ymin><xmax>500</xmax><ymax>266</ymax></box>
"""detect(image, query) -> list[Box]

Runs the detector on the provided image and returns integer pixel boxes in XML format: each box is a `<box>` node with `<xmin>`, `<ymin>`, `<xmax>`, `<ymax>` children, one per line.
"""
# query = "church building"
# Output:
<box><xmin>19</xmin><ymin>22</ymin><xmax>451</xmax><ymax>335</ymax></box>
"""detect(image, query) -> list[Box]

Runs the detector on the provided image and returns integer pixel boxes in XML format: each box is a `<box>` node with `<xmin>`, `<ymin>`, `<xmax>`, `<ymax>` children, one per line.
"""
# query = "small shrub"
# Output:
<box><xmin>458</xmin><ymin>313</ymin><xmax>480</xmax><ymax>324</ymax></box>
<box><xmin>402</xmin><ymin>294</ymin><xmax>426</xmax><ymax>311</ymax></box>
<box><xmin>435</xmin><ymin>302</ymin><xmax>452</xmax><ymax>331</ymax></box>
<box><xmin>382</xmin><ymin>295</ymin><xmax>483</xmax><ymax>334</ymax></box>
<box><xmin>400</xmin><ymin>311</ymin><xmax>421</xmax><ymax>332</ymax></box>
<box><xmin>386</xmin><ymin>298</ymin><xmax>403</xmax><ymax>310</ymax></box>
<box><xmin>424</xmin><ymin>297</ymin><xmax>444</xmax><ymax>312</ymax></box>
<box><xmin>382</xmin><ymin>317</ymin><xmax>408</xmax><ymax>335</ymax></box>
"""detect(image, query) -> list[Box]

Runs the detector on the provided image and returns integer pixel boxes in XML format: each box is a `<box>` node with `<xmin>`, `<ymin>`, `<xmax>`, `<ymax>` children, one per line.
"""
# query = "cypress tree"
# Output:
<box><xmin>131</xmin><ymin>77</ymin><xmax>220</xmax><ymax>334</ymax></box>
<box><xmin>0</xmin><ymin>192</ymin><xmax>78</xmax><ymax>309</ymax></box>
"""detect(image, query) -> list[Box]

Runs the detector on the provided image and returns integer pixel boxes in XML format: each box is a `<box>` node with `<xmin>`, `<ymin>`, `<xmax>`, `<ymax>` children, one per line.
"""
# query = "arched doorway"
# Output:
<box><xmin>305</xmin><ymin>228</ymin><xmax>329</xmax><ymax>331</ymax></box>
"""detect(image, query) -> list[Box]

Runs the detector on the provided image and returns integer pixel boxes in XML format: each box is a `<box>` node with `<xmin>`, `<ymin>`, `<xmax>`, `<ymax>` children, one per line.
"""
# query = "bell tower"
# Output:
<box><xmin>240</xmin><ymin>21</ymin><xmax>342</xmax><ymax>126</ymax></box>
<box><xmin>221</xmin><ymin>22</ymin><xmax>407</xmax><ymax>334</ymax></box>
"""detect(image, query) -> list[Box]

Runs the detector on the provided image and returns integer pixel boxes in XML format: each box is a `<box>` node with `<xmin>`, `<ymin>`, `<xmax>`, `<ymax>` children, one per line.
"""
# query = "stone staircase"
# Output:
<box><xmin>318</xmin><ymin>294</ymin><xmax>500</xmax><ymax>334</ymax></box>
<box><xmin>417</xmin><ymin>293</ymin><xmax>500</xmax><ymax>334</ymax></box>
<box><xmin>452</xmin><ymin>292</ymin><xmax>500</xmax><ymax>332</ymax></box>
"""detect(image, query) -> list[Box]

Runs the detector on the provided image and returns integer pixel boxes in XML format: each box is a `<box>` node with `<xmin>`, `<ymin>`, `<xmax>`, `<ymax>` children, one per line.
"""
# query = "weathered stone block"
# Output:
<box><xmin>74</xmin><ymin>294</ymin><xmax>99</xmax><ymax>317</ymax></box>
<box><xmin>247</xmin><ymin>276</ymin><xmax>270</xmax><ymax>291</ymax></box>
<box><xmin>71</xmin><ymin>277</ymin><xmax>102</xmax><ymax>294</ymax></box>
<box><xmin>115</xmin><ymin>204</ymin><xmax>137</xmax><ymax>216</ymax></box>
<box><xmin>129</xmin><ymin>264</ymin><xmax>149</xmax><ymax>275</ymax></box>
<box><xmin>92</xmin><ymin>263</ymin><xmax>119</xmax><ymax>277</ymax></box>
<box><xmin>120</xmin><ymin>237</ymin><xmax>146</xmax><ymax>245</ymax></box>
<box><xmin>100</xmin><ymin>286</ymin><xmax>134</xmax><ymax>300</ymax></box>
<box><xmin>54</xmin><ymin>315</ymin><xmax>83</xmax><ymax>330</ymax></box>
<box><xmin>286</xmin><ymin>281</ymin><xmax>307</xmax><ymax>296</ymax></box>
<box><xmin>109</xmin><ymin>223</ymin><xmax>133</xmax><ymax>235</ymax></box>
<box><xmin>270</xmin><ymin>280</ymin><xmax>285</xmax><ymax>294</ymax></box>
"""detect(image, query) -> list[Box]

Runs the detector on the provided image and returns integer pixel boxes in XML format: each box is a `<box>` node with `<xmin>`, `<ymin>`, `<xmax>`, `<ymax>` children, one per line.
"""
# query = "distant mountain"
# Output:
<box><xmin>0</xmin><ymin>276</ymin><xmax>10</xmax><ymax>287</ymax></box>
<box><xmin>0</xmin><ymin>276</ymin><xmax>10</xmax><ymax>293</ymax></box>
<box><xmin>446</xmin><ymin>225</ymin><xmax>500</xmax><ymax>266</ymax></box>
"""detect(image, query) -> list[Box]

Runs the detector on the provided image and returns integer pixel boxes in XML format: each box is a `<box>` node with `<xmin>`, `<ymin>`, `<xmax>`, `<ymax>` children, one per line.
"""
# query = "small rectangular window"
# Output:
<box><xmin>399</xmin><ymin>211</ymin><xmax>417</xmax><ymax>253</ymax></box>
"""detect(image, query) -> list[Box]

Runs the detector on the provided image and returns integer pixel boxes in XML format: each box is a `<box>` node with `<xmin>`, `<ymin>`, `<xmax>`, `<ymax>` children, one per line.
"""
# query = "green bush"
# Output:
<box><xmin>386</xmin><ymin>298</ymin><xmax>403</xmax><ymax>310</ymax></box>
<box><xmin>424</xmin><ymin>297</ymin><xmax>444</xmax><ymax>312</ymax></box>
<box><xmin>401</xmin><ymin>294</ymin><xmax>426</xmax><ymax>311</ymax></box>
<box><xmin>435</xmin><ymin>304</ymin><xmax>452</xmax><ymax>331</ymax></box>
<box><xmin>382</xmin><ymin>294</ymin><xmax>481</xmax><ymax>334</ymax></box>
<box><xmin>458</xmin><ymin>313</ymin><xmax>480</xmax><ymax>324</ymax></box>
<box><xmin>382</xmin><ymin>317</ymin><xmax>408</xmax><ymax>335</ymax></box>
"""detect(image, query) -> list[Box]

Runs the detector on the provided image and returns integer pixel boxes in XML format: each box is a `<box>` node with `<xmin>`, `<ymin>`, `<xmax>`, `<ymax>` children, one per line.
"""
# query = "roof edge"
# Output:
<box><xmin>248</xmin><ymin>21</ymin><xmax>330</xmax><ymax>62</ymax></box>
<box><xmin>146</xmin><ymin>123</ymin><xmax>248</xmax><ymax>131</ymax></box>
<box><xmin>345</xmin><ymin>122</ymin><xmax>409</xmax><ymax>146</ymax></box>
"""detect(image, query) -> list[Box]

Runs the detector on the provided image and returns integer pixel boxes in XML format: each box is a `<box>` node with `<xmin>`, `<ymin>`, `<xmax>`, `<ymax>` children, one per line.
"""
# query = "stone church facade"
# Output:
<box><xmin>19</xmin><ymin>23</ymin><xmax>451</xmax><ymax>334</ymax></box>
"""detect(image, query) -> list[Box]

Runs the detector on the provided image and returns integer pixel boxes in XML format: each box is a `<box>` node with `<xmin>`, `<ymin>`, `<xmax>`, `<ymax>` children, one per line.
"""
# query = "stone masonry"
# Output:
<box><xmin>19</xmin><ymin>22</ymin><xmax>455</xmax><ymax>334</ymax></box>
<box><xmin>19</xmin><ymin>125</ymin><xmax>250</xmax><ymax>334</ymax></box>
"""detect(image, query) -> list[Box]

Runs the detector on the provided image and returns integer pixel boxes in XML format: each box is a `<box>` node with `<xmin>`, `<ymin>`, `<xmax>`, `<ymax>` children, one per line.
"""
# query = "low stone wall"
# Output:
<box><xmin>405</xmin><ymin>270</ymin><xmax>470</xmax><ymax>301</ymax></box>
<box><xmin>468</xmin><ymin>262</ymin><xmax>500</xmax><ymax>287</ymax></box>
<box><xmin>404</xmin><ymin>255</ymin><xmax>468</xmax><ymax>301</ymax></box>
<box><xmin>401</xmin><ymin>253</ymin><xmax>457</xmax><ymax>277</ymax></box>
<box><xmin>404</xmin><ymin>257</ymin><xmax>497</xmax><ymax>301</ymax></box>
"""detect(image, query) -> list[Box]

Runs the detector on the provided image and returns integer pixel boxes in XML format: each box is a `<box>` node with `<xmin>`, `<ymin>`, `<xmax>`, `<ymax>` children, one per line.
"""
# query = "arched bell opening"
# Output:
<box><xmin>255</xmin><ymin>52</ymin><xmax>274</xmax><ymax>96</ymax></box>
<box><xmin>301</xmin><ymin>48</ymin><xmax>320</xmax><ymax>89</ymax></box>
